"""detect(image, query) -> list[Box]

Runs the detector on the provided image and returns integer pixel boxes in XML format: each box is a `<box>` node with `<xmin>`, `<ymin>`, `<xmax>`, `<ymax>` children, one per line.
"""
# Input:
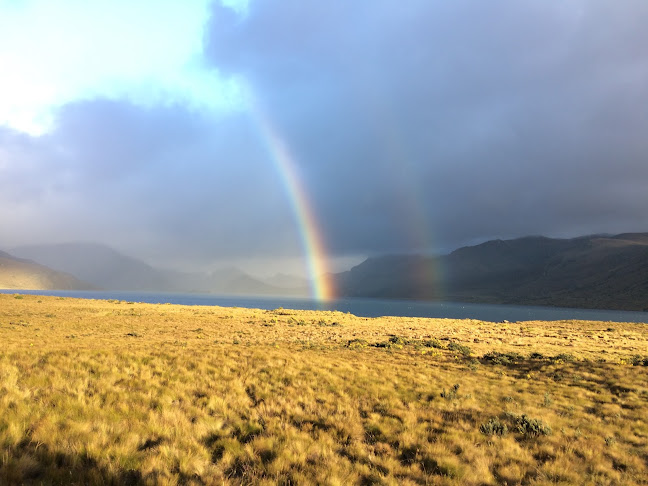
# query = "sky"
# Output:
<box><xmin>1</xmin><ymin>0</ymin><xmax>648</xmax><ymax>279</ymax></box>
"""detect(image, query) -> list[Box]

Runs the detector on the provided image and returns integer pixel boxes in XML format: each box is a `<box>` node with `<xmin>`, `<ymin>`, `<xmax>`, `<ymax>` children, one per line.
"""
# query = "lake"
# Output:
<box><xmin>2</xmin><ymin>289</ymin><xmax>647</xmax><ymax>323</ymax></box>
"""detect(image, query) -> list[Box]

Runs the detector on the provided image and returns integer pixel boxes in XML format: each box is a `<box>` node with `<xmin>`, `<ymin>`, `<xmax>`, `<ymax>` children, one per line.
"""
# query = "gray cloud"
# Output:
<box><xmin>2</xmin><ymin>1</ymin><xmax>648</xmax><ymax>274</ymax></box>
<box><xmin>0</xmin><ymin>100</ymin><xmax>305</xmax><ymax>266</ymax></box>
<box><xmin>207</xmin><ymin>0</ymin><xmax>648</xmax><ymax>254</ymax></box>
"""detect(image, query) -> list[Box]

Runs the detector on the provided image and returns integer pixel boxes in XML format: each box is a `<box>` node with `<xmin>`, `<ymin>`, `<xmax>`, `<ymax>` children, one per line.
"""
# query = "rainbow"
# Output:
<box><xmin>250</xmin><ymin>104</ymin><xmax>336</xmax><ymax>302</ymax></box>
<box><xmin>366</xmin><ymin>98</ymin><xmax>444</xmax><ymax>299</ymax></box>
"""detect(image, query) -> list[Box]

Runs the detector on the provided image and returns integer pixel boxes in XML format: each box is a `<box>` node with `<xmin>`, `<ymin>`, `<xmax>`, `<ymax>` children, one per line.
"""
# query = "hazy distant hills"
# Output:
<box><xmin>335</xmin><ymin>233</ymin><xmax>648</xmax><ymax>311</ymax></box>
<box><xmin>10</xmin><ymin>243</ymin><xmax>308</xmax><ymax>296</ymax></box>
<box><xmin>166</xmin><ymin>266</ymin><xmax>307</xmax><ymax>296</ymax></box>
<box><xmin>7</xmin><ymin>234</ymin><xmax>648</xmax><ymax>310</ymax></box>
<box><xmin>11</xmin><ymin>243</ymin><xmax>172</xmax><ymax>291</ymax></box>
<box><xmin>0</xmin><ymin>250</ymin><xmax>95</xmax><ymax>291</ymax></box>
<box><xmin>263</xmin><ymin>273</ymin><xmax>310</xmax><ymax>290</ymax></box>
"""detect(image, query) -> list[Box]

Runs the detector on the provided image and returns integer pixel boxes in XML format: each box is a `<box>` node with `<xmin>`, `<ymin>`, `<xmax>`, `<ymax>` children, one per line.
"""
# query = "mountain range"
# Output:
<box><xmin>7</xmin><ymin>243</ymin><xmax>309</xmax><ymax>297</ymax></box>
<box><xmin>2</xmin><ymin>233</ymin><xmax>648</xmax><ymax>311</ymax></box>
<box><xmin>334</xmin><ymin>233</ymin><xmax>648</xmax><ymax>311</ymax></box>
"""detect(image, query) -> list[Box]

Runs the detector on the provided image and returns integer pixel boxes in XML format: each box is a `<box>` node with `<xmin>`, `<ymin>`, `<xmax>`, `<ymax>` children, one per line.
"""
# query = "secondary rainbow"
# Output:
<box><xmin>250</xmin><ymin>106</ymin><xmax>335</xmax><ymax>302</ymax></box>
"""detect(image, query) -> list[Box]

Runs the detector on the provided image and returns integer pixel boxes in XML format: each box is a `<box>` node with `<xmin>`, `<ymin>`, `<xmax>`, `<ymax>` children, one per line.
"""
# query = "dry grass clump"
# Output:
<box><xmin>1</xmin><ymin>294</ymin><xmax>647</xmax><ymax>484</ymax></box>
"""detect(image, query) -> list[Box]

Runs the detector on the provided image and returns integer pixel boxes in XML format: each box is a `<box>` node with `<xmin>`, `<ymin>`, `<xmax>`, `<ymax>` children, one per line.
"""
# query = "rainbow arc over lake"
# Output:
<box><xmin>250</xmin><ymin>103</ymin><xmax>335</xmax><ymax>302</ymax></box>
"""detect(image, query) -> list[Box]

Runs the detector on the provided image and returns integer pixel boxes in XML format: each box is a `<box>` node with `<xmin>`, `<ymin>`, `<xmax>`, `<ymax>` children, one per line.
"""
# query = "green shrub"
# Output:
<box><xmin>372</xmin><ymin>335</ymin><xmax>412</xmax><ymax>348</ymax></box>
<box><xmin>422</xmin><ymin>339</ymin><xmax>444</xmax><ymax>349</ymax></box>
<box><xmin>447</xmin><ymin>342</ymin><xmax>471</xmax><ymax>356</ymax></box>
<box><xmin>388</xmin><ymin>335</ymin><xmax>410</xmax><ymax>345</ymax></box>
<box><xmin>481</xmin><ymin>351</ymin><xmax>523</xmax><ymax>365</ymax></box>
<box><xmin>515</xmin><ymin>414</ymin><xmax>551</xmax><ymax>437</ymax></box>
<box><xmin>480</xmin><ymin>418</ymin><xmax>508</xmax><ymax>436</ymax></box>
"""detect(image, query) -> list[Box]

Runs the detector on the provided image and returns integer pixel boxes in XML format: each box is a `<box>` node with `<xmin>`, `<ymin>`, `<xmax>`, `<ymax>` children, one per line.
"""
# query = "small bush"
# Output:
<box><xmin>480</xmin><ymin>418</ymin><xmax>508</xmax><ymax>436</ymax></box>
<box><xmin>515</xmin><ymin>414</ymin><xmax>551</xmax><ymax>437</ymax></box>
<box><xmin>422</xmin><ymin>339</ymin><xmax>444</xmax><ymax>349</ymax></box>
<box><xmin>373</xmin><ymin>335</ymin><xmax>413</xmax><ymax>348</ymax></box>
<box><xmin>447</xmin><ymin>342</ymin><xmax>471</xmax><ymax>356</ymax></box>
<box><xmin>389</xmin><ymin>335</ymin><xmax>408</xmax><ymax>345</ymax></box>
<box><xmin>482</xmin><ymin>351</ymin><xmax>523</xmax><ymax>365</ymax></box>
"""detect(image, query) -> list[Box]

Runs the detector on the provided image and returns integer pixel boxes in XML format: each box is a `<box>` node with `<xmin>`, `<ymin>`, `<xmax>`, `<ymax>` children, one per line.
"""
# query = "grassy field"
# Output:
<box><xmin>1</xmin><ymin>294</ymin><xmax>647</xmax><ymax>485</ymax></box>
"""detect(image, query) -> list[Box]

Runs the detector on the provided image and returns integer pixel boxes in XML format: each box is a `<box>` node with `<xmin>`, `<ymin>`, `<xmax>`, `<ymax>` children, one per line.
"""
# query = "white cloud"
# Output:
<box><xmin>0</xmin><ymin>0</ymin><xmax>242</xmax><ymax>135</ymax></box>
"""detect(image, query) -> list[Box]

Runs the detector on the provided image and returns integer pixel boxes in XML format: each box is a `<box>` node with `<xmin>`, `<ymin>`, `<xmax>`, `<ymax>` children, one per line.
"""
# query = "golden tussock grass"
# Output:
<box><xmin>1</xmin><ymin>293</ymin><xmax>647</xmax><ymax>485</ymax></box>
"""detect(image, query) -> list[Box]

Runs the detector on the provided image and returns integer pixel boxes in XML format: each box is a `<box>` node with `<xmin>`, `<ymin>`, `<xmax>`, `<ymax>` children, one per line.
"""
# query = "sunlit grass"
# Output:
<box><xmin>1</xmin><ymin>294</ymin><xmax>647</xmax><ymax>484</ymax></box>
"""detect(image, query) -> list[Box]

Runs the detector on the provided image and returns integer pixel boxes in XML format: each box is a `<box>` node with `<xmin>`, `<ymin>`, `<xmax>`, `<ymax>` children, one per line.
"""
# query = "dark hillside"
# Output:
<box><xmin>335</xmin><ymin>233</ymin><xmax>648</xmax><ymax>311</ymax></box>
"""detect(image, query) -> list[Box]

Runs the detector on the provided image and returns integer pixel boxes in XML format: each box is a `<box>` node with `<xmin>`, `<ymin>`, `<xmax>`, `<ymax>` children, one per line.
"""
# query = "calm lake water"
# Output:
<box><xmin>3</xmin><ymin>289</ymin><xmax>647</xmax><ymax>323</ymax></box>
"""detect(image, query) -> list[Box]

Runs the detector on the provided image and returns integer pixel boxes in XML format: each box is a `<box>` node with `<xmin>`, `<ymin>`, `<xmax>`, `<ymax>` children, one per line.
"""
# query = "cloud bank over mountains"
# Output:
<box><xmin>1</xmin><ymin>1</ymin><xmax>648</xmax><ymax>277</ymax></box>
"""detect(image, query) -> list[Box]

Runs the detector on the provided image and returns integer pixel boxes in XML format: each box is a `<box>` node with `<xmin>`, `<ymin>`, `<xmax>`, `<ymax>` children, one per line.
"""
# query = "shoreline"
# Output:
<box><xmin>2</xmin><ymin>288</ymin><xmax>647</xmax><ymax>324</ymax></box>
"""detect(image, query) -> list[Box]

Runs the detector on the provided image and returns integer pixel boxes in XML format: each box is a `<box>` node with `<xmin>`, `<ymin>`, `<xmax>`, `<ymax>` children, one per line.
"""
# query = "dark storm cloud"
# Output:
<box><xmin>3</xmin><ymin>1</ymin><xmax>648</xmax><ymax>272</ymax></box>
<box><xmin>206</xmin><ymin>0</ymin><xmax>648</xmax><ymax>254</ymax></box>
